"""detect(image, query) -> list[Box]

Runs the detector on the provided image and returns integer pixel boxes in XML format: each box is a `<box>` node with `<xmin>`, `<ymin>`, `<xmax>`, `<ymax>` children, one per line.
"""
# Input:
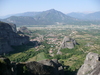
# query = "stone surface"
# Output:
<box><xmin>0</xmin><ymin>38</ymin><xmax>13</xmax><ymax>54</ymax></box>
<box><xmin>18</xmin><ymin>26</ymin><xmax>30</xmax><ymax>34</ymax></box>
<box><xmin>26</xmin><ymin>61</ymin><xmax>56</xmax><ymax>75</ymax></box>
<box><xmin>77</xmin><ymin>52</ymin><xmax>100</xmax><ymax>75</ymax></box>
<box><xmin>0</xmin><ymin>56</ymin><xmax>64</xmax><ymax>75</ymax></box>
<box><xmin>57</xmin><ymin>36</ymin><xmax>78</xmax><ymax>54</ymax></box>
<box><xmin>0</xmin><ymin>56</ymin><xmax>12</xmax><ymax>75</ymax></box>
<box><xmin>0</xmin><ymin>22</ymin><xmax>29</xmax><ymax>54</ymax></box>
<box><xmin>61</xmin><ymin>36</ymin><xmax>77</xmax><ymax>49</ymax></box>
<box><xmin>8</xmin><ymin>23</ymin><xmax>17</xmax><ymax>33</ymax></box>
<box><xmin>38</xmin><ymin>59</ymin><xmax>64</xmax><ymax>75</ymax></box>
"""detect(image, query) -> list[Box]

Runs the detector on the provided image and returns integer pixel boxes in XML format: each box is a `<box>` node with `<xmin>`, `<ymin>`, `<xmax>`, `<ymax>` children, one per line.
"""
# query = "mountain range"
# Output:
<box><xmin>67</xmin><ymin>11</ymin><xmax>100</xmax><ymax>20</ymax></box>
<box><xmin>1</xmin><ymin>9</ymin><xmax>100</xmax><ymax>26</ymax></box>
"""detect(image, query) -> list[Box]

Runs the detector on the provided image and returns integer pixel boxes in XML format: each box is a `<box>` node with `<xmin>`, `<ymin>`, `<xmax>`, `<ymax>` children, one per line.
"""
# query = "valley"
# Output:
<box><xmin>0</xmin><ymin>0</ymin><xmax>100</xmax><ymax>74</ymax></box>
<box><xmin>5</xmin><ymin>24</ymin><xmax>100</xmax><ymax>74</ymax></box>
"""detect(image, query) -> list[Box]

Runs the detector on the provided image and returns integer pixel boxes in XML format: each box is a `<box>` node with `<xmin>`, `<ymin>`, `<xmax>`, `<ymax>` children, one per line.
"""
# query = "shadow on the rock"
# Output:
<box><xmin>9</xmin><ymin>41</ymin><xmax>40</xmax><ymax>54</ymax></box>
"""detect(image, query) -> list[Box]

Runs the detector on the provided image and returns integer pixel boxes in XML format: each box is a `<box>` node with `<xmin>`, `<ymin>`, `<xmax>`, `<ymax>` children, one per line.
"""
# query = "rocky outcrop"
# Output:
<box><xmin>8</xmin><ymin>23</ymin><xmax>17</xmax><ymax>33</ymax></box>
<box><xmin>26</xmin><ymin>61</ymin><xmax>56</xmax><ymax>75</ymax></box>
<box><xmin>18</xmin><ymin>26</ymin><xmax>30</xmax><ymax>34</ymax></box>
<box><xmin>77</xmin><ymin>52</ymin><xmax>100</xmax><ymax>75</ymax></box>
<box><xmin>57</xmin><ymin>36</ymin><xmax>78</xmax><ymax>54</ymax></box>
<box><xmin>38</xmin><ymin>59</ymin><xmax>64</xmax><ymax>75</ymax></box>
<box><xmin>0</xmin><ymin>56</ymin><xmax>64</xmax><ymax>75</ymax></box>
<box><xmin>0</xmin><ymin>56</ymin><xmax>12</xmax><ymax>75</ymax></box>
<box><xmin>61</xmin><ymin>36</ymin><xmax>78</xmax><ymax>49</ymax></box>
<box><xmin>0</xmin><ymin>22</ymin><xmax>29</xmax><ymax>54</ymax></box>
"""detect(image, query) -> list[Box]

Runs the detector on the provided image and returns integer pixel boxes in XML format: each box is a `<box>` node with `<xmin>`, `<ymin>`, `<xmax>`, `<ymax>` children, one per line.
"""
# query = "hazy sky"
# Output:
<box><xmin>0</xmin><ymin>0</ymin><xmax>100</xmax><ymax>16</ymax></box>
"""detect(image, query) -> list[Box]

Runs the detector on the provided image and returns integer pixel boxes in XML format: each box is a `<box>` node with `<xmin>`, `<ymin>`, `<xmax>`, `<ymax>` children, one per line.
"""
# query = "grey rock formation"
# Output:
<box><xmin>61</xmin><ymin>36</ymin><xmax>77</xmax><ymax>49</ymax></box>
<box><xmin>38</xmin><ymin>59</ymin><xmax>64</xmax><ymax>75</ymax></box>
<box><xmin>57</xmin><ymin>36</ymin><xmax>78</xmax><ymax>54</ymax></box>
<box><xmin>0</xmin><ymin>56</ymin><xmax>12</xmax><ymax>75</ymax></box>
<box><xmin>77</xmin><ymin>52</ymin><xmax>100</xmax><ymax>75</ymax></box>
<box><xmin>0</xmin><ymin>22</ymin><xmax>29</xmax><ymax>54</ymax></box>
<box><xmin>0</xmin><ymin>39</ymin><xmax>13</xmax><ymax>54</ymax></box>
<box><xmin>0</xmin><ymin>56</ymin><xmax>64</xmax><ymax>75</ymax></box>
<box><xmin>18</xmin><ymin>26</ymin><xmax>30</xmax><ymax>34</ymax></box>
<box><xmin>26</xmin><ymin>61</ymin><xmax>56</xmax><ymax>75</ymax></box>
<box><xmin>8</xmin><ymin>23</ymin><xmax>17</xmax><ymax>33</ymax></box>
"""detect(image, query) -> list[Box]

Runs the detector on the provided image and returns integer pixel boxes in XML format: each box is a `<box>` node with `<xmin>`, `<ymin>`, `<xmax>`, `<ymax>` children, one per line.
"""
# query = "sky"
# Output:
<box><xmin>0</xmin><ymin>0</ymin><xmax>100</xmax><ymax>16</ymax></box>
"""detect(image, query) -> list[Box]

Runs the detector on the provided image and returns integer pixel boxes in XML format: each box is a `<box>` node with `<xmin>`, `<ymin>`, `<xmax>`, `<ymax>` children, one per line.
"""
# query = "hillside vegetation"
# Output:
<box><xmin>5</xmin><ymin>25</ymin><xmax>100</xmax><ymax>75</ymax></box>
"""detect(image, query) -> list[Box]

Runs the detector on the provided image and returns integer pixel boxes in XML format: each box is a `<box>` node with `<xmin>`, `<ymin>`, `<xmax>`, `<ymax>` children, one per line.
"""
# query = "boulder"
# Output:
<box><xmin>77</xmin><ymin>52</ymin><xmax>100</xmax><ymax>75</ymax></box>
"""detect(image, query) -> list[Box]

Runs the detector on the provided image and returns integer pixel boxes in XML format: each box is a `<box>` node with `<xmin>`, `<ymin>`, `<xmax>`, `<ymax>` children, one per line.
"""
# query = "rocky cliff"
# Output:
<box><xmin>0</xmin><ymin>56</ymin><xmax>64</xmax><ymax>75</ymax></box>
<box><xmin>0</xmin><ymin>22</ymin><xmax>29</xmax><ymax>54</ymax></box>
<box><xmin>8</xmin><ymin>23</ymin><xmax>17</xmax><ymax>33</ymax></box>
<box><xmin>77</xmin><ymin>52</ymin><xmax>100</xmax><ymax>75</ymax></box>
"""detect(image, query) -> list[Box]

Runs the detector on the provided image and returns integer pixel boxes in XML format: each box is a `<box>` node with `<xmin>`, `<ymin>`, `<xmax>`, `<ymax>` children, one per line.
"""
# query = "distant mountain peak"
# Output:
<box><xmin>49</xmin><ymin>9</ymin><xmax>56</xmax><ymax>11</ymax></box>
<box><xmin>1</xmin><ymin>9</ymin><xmax>76</xmax><ymax>25</ymax></box>
<box><xmin>45</xmin><ymin>9</ymin><xmax>60</xmax><ymax>13</ymax></box>
<box><xmin>47</xmin><ymin>9</ymin><xmax>56</xmax><ymax>11</ymax></box>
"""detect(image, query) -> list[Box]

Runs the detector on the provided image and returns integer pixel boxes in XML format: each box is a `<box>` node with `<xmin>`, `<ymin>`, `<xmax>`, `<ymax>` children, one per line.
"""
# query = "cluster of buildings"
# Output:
<box><xmin>30</xmin><ymin>32</ymin><xmax>64</xmax><ymax>54</ymax></box>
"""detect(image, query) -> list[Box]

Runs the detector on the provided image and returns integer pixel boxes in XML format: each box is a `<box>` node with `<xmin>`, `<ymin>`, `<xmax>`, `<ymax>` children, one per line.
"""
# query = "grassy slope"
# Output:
<box><xmin>27</xmin><ymin>52</ymin><xmax>47</xmax><ymax>61</ymax></box>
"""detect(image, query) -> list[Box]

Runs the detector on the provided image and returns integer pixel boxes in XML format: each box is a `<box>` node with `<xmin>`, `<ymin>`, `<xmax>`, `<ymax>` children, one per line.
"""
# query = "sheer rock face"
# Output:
<box><xmin>8</xmin><ymin>23</ymin><xmax>17</xmax><ymax>33</ymax></box>
<box><xmin>60</xmin><ymin>36</ymin><xmax>78</xmax><ymax>49</ymax></box>
<box><xmin>0</xmin><ymin>39</ymin><xmax>13</xmax><ymax>54</ymax></box>
<box><xmin>77</xmin><ymin>52</ymin><xmax>100</xmax><ymax>75</ymax></box>
<box><xmin>0</xmin><ymin>22</ymin><xmax>29</xmax><ymax>54</ymax></box>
